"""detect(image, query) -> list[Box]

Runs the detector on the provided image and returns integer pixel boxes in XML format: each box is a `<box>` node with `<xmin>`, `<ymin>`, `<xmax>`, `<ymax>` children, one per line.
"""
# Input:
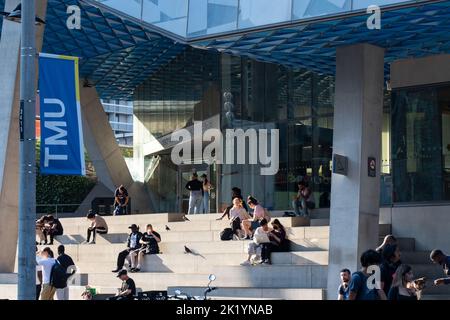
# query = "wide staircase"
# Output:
<box><xmin>0</xmin><ymin>209</ymin><xmax>449</xmax><ymax>300</ymax></box>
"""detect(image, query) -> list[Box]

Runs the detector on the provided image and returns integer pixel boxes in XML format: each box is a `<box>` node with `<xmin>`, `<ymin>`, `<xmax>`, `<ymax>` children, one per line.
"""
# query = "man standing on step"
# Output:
<box><xmin>36</xmin><ymin>247</ymin><xmax>57</xmax><ymax>300</ymax></box>
<box><xmin>112</xmin><ymin>224</ymin><xmax>143</xmax><ymax>272</ymax></box>
<box><xmin>56</xmin><ymin>245</ymin><xmax>76</xmax><ymax>300</ymax></box>
<box><xmin>185</xmin><ymin>173</ymin><xmax>203</xmax><ymax>215</ymax></box>
<box><xmin>430</xmin><ymin>249</ymin><xmax>450</xmax><ymax>286</ymax></box>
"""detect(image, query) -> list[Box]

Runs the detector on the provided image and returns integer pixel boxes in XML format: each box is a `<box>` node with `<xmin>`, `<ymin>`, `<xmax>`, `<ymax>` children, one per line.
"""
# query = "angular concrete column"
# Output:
<box><xmin>327</xmin><ymin>44</ymin><xmax>385</xmax><ymax>299</ymax></box>
<box><xmin>0</xmin><ymin>0</ymin><xmax>47</xmax><ymax>272</ymax></box>
<box><xmin>80</xmin><ymin>87</ymin><xmax>153</xmax><ymax>213</ymax></box>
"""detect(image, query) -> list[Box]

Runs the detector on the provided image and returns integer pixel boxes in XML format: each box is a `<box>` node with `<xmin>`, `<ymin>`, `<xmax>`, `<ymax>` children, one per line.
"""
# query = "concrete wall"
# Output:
<box><xmin>389</xmin><ymin>205</ymin><xmax>450</xmax><ymax>251</ymax></box>
<box><xmin>391</xmin><ymin>54</ymin><xmax>450</xmax><ymax>88</ymax></box>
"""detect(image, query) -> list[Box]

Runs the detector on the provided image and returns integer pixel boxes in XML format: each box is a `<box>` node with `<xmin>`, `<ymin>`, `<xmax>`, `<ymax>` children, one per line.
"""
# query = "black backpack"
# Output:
<box><xmin>50</xmin><ymin>260</ymin><xmax>69</xmax><ymax>289</ymax></box>
<box><xmin>220</xmin><ymin>228</ymin><xmax>234</xmax><ymax>241</ymax></box>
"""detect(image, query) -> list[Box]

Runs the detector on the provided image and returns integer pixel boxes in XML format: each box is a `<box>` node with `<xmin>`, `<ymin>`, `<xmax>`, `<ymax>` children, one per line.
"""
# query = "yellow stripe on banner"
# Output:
<box><xmin>74</xmin><ymin>57</ymin><xmax>80</xmax><ymax>102</ymax></box>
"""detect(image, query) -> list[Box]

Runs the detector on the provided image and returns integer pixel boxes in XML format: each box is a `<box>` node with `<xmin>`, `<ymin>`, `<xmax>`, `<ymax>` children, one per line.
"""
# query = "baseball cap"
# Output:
<box><xmin>117</xmin><ymin>269</ymin><xmax>127</xmax><ymax>277</ymax></box>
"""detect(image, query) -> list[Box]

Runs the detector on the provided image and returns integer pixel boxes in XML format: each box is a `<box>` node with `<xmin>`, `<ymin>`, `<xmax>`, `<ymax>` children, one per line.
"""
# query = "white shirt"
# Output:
<box><xmin>36</xmin><ymin>265</ymin><xmax>42</xmax><ymax>285</ymax></box>
<box><xmin>253</xmin><ymin>227</ymin><xmax>270</xmax><ymax>244</ymax></box>
<box><xmin>36</xmin><ymin>256</ymin><xmax>56</xmax><ymax>285</ymax></box>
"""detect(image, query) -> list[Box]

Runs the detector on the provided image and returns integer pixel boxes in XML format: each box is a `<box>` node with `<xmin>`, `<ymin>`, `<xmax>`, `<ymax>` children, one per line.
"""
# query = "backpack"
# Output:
<box><xmin>50</xmin><ymin>260</ymin><xmax>69</xmax><ymax>289</ymax></box>
<box><xmin>220</xmin><ymin>228</ymin><xmax>234</xmax><ymax>241</ymax></box>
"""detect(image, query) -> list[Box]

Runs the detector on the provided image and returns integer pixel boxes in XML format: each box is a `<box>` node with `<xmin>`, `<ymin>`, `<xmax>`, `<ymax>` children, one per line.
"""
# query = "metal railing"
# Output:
<box><xmin>36</xmin><ymin>203</ymin><xmax>90</xmax><ymax>218</ymax></box>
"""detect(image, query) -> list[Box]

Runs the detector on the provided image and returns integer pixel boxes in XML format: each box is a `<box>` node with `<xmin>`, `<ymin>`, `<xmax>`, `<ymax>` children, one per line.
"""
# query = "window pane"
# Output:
<box><xmin>238</xmin><ymin>0</ymin><xmax>292</xmax><ymax>29</ymax></box>
<box><xmin>353</xmin><ymin>0</ymin><xmax>405</xmax><ymax>10</ymax></box>
<box><xmin>188</xmin><ymin>0</ymin><xmax>238</xmax><ymax>37</ymax></box>
<box><xmin>97</xmin><ymin>0</ymin><xmax>142</xmax><ymax>19</ymax></box>
<box><xmin>293</xmin><ymin>0</ymin><xmax>351</xmax><ymax>20</ymax></box>
<box><xmin>142</xmin><ymin>0</ymin><xmax>188</xmax><ymax>36</ymax></box>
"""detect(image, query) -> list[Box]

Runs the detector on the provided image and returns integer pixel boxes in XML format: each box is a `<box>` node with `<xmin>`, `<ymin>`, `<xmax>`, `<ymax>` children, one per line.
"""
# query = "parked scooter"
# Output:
<box><xmin>169</xmin><ymin>274</ymin><xmax>218</xmax><ymax>300</ymax></box>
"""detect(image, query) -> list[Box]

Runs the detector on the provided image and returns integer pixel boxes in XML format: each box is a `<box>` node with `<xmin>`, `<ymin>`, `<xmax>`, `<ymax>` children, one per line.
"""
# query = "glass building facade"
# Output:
<box><xmin>96</xmin><ymin>0</ymin><xmax>425</xmax><ymax>38</ymax></box>
<box><xmin>133</xmin><ymin>44</ymin><xmax>450</xmax><ymax>212</ymax></box>
<box><xmin>134</xmin><ymin>47</ymin><xmax>334</xmax><ymax>212</ymax></box>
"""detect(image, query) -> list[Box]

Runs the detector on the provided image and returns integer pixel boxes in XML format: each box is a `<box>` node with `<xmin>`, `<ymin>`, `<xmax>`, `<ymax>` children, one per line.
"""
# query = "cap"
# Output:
<box><xmin>128</xmin><ymin>224</ymin><xmax>138</xmax><ymax>229</ymax></box>
<box><xmin>117</xmin><ymin>269</ymin><xmax>127</xmax><ymax>277</ymax></box>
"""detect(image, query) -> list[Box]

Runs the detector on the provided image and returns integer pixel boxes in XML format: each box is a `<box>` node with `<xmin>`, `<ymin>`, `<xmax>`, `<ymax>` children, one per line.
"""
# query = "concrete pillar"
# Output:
<box><xmin>80</xmin><ymin>87</ymin><xmax>153</xmax><ymax>213</ymax></box>
<box><xmin>0</xmin><ymin>0</ymin><xmax>47</xmax><ymax>272</ymax></box>
<box><xmin>326</xmin><ymin>44</ymin><xmax>385</xmax><ymax>299</ymax></box>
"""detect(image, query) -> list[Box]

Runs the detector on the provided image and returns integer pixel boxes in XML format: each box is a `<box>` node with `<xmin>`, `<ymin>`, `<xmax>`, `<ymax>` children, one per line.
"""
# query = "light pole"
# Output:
<box><xmin>17</xmin><ymin>0</ymin><xmax>37</xmax><ymax>300</ymax></box>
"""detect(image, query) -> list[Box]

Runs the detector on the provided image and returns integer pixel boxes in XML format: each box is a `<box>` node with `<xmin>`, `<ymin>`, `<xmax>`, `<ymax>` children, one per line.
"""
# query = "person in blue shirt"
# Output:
<box><xmin>338</xmin><ymin>268</ymin><xmax>351</xmax><ymax>300</ymax></box>
<box><xmin>430</xmin><ymin>249</ymin><xmax>450</xmax><ymax>286</ymax></box>
<box><xmin>348</xmin><ymin>249</ymin><xmax>387</xmax><ymax>300</ymax></box>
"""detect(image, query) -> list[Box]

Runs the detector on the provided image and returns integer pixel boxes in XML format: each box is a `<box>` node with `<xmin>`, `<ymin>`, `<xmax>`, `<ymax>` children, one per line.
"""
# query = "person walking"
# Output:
<box><xmin>185</xmin><ymin>173</ymin><xmax>203</xmax><ymax>215</ymax></box>
<box><xmin>55</xmin><ymin>245</ymin><xmax>76</xmax><ymax>300</ymax></box>
<box><xmin>201</xmin><ymin>174</ymin><xmax>213</xmax><ymax>214</ymax></box>
<box><xmin>36</xmin><ymin>247</ymin><xmax>57</xmax><ymax>300</ymax></box>
<box><xmin>84</xmin><ymin>210</ymin><xmax>108</xmax><ymax>244</ymax></box>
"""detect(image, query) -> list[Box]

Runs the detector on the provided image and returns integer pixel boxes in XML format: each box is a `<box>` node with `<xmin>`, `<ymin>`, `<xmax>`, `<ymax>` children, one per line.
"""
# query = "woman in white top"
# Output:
<box><xmin>200</xmin><ymin>174</ymin><xmax>213</xmax><ymax>214</ymax></box>
<box><xmin>228</xmin><ymin>198</ymin><xmax>249</xmax><ymax>238</ymax></box>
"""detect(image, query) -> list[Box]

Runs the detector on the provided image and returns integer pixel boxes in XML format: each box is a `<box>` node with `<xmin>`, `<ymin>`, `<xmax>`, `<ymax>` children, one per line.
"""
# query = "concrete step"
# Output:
<box><xmin>401</xmin><ymin>251</ymin><xmax>431</xmax><ymax>264</ymax></box>
<box><xmin>58</xmin><ymin>213</ymin><xmax>184</xmax><ymax>226</ymax></box>
<box><xmin>70</xmin><ymin>251</ymin><xmax>329</xmax><ymax>273</ymax></box>
<box><xmin>309</xmin><ymin>219</ymin><xmax>329</xmax><ymax>226</ymax></box>
<box><xmin>54</xmin><ymin>225</ymin><xmax>331</xmax><ymax>245</ymax></box>
<box><xmin>81</xmin><ymin>265</ymin><xmax>328</xmax><ymax>289</ymax></box>
<box><xmin>379</xmin><ymin>224</ymin><xmax>392</xmax><ymax>236</ymax></box>
<box><xmin>167</xmin><ymin>287</ymin><xmax>325</xmax><ymax>300</ymax></box>
<box><xmin>43</xmin><ymin>238</ymin><xmax>329</xmax><ymax>262</ymax></box>
<box><xmin>59</xmin><ymin>216</ymin><xmax>315</xmax><ymax>235</ymax></box>
<box><xmin>420</xmin><ymin>294</ymin><xmax>450</xmax><ymax>300</ymax></box>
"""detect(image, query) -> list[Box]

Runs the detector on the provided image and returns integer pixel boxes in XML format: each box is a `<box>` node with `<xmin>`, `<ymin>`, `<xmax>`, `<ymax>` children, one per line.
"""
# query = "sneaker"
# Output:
<box><xmin>240</xmin><ymin>261</ymin><xmax>252</xmax><ymax>266</ymax></box>
<box><xmin>81</xmin><ymin>241</ymin><xmax>89</xmax><ymax>244</ymax></box>
<box><xmin>261</xmin><ymin>259</ymin><xmax>271</xmax><ymax>265</ymax></box>
<box><xmin>111</xmin><ymin>269</ymin><xmax>121</xmax><ymax>273</ymax></box>
<box><xmin>89</xmin><ymin>241</ymin><xmax>96</xmax><ymax>245</ymax></box>
<box><xmin>130</xmin><ymin>268</ymin><xmax>136</xmax><ymax>273</ymax></box>
<box><xmin>134</xmin><ymin>268</ymin><xmax>141</xmax><ymax>272</ymax></box>
<box><xmin>252</xmin><ymin>256</ymin><xmax>262</xmax><ymax>265</ymax></box>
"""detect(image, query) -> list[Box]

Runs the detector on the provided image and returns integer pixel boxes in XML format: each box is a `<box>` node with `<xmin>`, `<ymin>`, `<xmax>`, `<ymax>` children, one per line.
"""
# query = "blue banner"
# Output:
<box><xmin>39</xmin><ymin>53</ymin><xmax>85</xmax><ymax>176</ymax></box>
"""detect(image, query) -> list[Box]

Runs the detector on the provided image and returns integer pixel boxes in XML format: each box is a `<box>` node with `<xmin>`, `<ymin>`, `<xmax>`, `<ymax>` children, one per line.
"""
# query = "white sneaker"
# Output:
<box><xmin>252</xmin><ymin>256</ymin><xmax>262</xmax><ymax>265</ymax></box>
<box><xmin>240</xmin><ymin>261</ymin><xmax>251</xmax><ymax>266</ymax></box>
<box><xmin>81</xmin><ymin>241</ymin><xmax>89</xmax><ymax>244</ymax></box>
<box><xmin>89</xmin><ymin>241</ymin><xmax>96</xmax><ymax>244</ymax></box>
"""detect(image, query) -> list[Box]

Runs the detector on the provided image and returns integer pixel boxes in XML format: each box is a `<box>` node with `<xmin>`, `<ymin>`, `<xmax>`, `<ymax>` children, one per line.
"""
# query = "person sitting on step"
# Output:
<box><xmin>241</xmin><ymin>219</ymin><xmax>271</xmax><ymax>266</ymax></box>
<box><xmin>242</xmin><ymin>196</ymin><xmax>270</xmax><ymax>239</ymax></box>
<box><xmin>83</xmin><ymin>210</ymin><xmax>108</xmax><ymax>244</ymax></box>
<box><xmin>112</xmin><ymin>224</ymin><xmax>142</xmax><ymax>273</ymax></box>
<box><xmin>129</xmin><ymin>224</ymin><xmax>161</xmax><ymax>272</ymax></box>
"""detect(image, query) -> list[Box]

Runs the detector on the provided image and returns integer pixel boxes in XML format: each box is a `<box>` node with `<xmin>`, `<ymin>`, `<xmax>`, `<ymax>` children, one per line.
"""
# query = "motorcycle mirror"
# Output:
<box><xmin>208</xmin><ymin>274</ymin><xmax>216</xmax><ymax>282</ymax></box>
<box><xmin>174</xmin><ymin>290</ymin><xmax>181</xmax><ymax>295</ymax></box>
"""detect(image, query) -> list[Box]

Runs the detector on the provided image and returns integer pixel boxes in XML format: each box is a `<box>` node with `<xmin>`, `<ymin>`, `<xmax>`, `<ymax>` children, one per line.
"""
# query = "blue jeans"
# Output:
<box><xmin>202</xmin><ymin>191</ymin><xmax>209</xmax><ymax>214</ymax></box>
<box><xmin>292</xmin><ymin>199</ymin><xmax>308</xmax><ymax>217</ymax></box>
<box><xmin>188</xmin><ymin>191</ymin><xmax>203</xmax><ymax>215</ymax></box>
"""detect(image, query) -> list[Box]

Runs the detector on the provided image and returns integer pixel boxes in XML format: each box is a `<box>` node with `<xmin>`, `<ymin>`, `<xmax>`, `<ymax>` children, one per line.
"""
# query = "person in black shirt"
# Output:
<box><xmin>43</xmin><ymin>215</ymin><xmax>63</xmax><ymax>245</ymax></box>
<box><xmin>114</xmin><ymin>185</ymin><xmax>129</xmax><ymax>215</ymax></box>
<box><xmin>130</xmin><ymin>224</ymin><xmax>161</xmax><ymax>272</ymax></box>
<box><xmin>112</xmin><ymin>224</ymin><xmax>143</xmax><ymax>272</ymax></box>
<box><xmin>185</xmin><ymin>173</ymin><xmax>203</xmax><ymax>215</ymax></box>
<box><xmin>380</xmin><ymin>244</ymin><xmax>402</xmax><ymax>295</ymax></box>
<box><xmin>108</xmin><ymin>270</ymin><xmax>136</xmax><ymax>300</ymax></box>
<box><xmin>388</xmin><ymin>264</ymin><xmax>422</xmax><ymax>300</ymax></box>
<box><xmin>55</xmin><ymin>245</ymin><xmax>76</xmax><ymax>300</ymax></box>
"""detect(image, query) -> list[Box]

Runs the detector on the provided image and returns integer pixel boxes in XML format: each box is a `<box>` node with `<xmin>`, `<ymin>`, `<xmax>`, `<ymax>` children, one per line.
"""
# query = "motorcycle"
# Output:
<box><xmin>169</xmin><ymin>274</ymin><xmax>218</xmax><ymax>300</ymax></box>
<box><xmin>135</xmin><ymin>274</ymin><xmax>218</xmax><ymax>301</ymax></box>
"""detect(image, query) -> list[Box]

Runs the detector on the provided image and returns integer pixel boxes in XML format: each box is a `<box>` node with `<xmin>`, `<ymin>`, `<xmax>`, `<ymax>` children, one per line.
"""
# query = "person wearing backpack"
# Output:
<box><xmin>55</xmin><ymin>245</ymin><xmax>76</xmax><ymax>300</ymax></box>
<box><xmin>36</xmin><ymin>247</ymin><xmax>56</xmax><ymax>300</ymax></box>
<box><xmin>348</xmin><ymin>249</ymin><xmax>387</xmax><ymax>300</ymax></box>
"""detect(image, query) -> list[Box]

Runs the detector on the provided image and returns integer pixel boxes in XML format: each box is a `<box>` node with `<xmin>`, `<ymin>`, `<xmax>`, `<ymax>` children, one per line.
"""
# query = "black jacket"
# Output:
<box><xmin>126</xmin><ymin>232</ymin><xmax>143</xmax><ymax>250</ymax></box>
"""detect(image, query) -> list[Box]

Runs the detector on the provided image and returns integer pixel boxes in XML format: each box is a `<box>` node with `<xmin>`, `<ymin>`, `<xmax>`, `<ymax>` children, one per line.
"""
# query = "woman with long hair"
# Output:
<box><xmin>388</xmin><ymin>264</ymin><xmax>423</xmax><ymax>300</ymax></box>
<box><xmin>201</xmin><ymin>174</ymin><xmax>213</xmax><ymax>214</ymax></box>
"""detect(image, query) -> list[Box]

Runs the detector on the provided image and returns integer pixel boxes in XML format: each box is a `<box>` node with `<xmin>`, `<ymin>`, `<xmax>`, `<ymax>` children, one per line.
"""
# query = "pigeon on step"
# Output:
<box><xmin>183</xmin><ymin>215</ymin><xmax>190</xmax><ymax>221</ymax></box>
<box><xmin>184</xmin><ymin>245</ymin><xmax>193</xmax><ymax>254</ymax></box>
<box><xmin>165</xmin><ymin>225</ymin><xmax>170</xmax><ymax>231</ymax></box>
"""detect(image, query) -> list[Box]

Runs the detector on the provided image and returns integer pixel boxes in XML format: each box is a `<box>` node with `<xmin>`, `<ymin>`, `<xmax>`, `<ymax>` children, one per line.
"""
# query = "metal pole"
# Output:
<box><xmin>17</xmin><ymin>0</ymin><xmax>37</xmax><ymax>300</ymax></box>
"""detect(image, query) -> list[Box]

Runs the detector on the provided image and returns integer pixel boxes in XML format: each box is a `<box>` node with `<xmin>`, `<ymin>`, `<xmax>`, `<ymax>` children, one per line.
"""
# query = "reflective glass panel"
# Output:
<box><xmin>238</xmin><ymin>0</ymin><xmax>292</xmax><ymax>29</ymax></box>
<box><xmin>293</xmin><ymin>0</ymin><xmax>351</xmax><ymax>20</ymax></box>
<box><xmin>96</xmin><ymin>0</ymin><xmax>143</xmax><ymax>19</ymax></box>
<box><xmin>187</xmin><ymin>0</ymin><xmax>238</xmax><ymax>37</ymax></box>
<box><xmin>142</xmin><ymin>0</ymin><xmax>188</xmax><ymax>36</ymax></box>
<box><xmin>353</xmin><ymin>0</ymin><xmax>406</xmax><ymax>10</ymax></box>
